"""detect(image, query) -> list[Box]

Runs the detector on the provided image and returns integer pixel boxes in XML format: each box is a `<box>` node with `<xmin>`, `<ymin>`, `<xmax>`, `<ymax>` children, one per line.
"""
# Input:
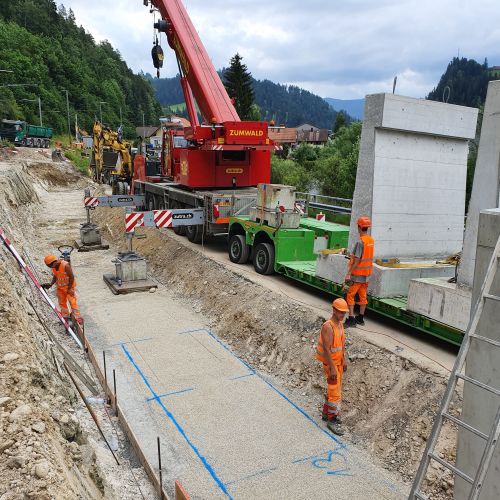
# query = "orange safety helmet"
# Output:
<box><xmin>44</xmin><ymin>254</ymin><xmax>57</xmax><ymax>266</ymax></box>
<box><xmin>332</xmin><ymin>298</ymin><xmax>349</xmax><ymax>312</ymax></box>
<box><xmin>357</xmin><ymin>216</ymin><xmax>372</xmax><ymax>229</ymax></box>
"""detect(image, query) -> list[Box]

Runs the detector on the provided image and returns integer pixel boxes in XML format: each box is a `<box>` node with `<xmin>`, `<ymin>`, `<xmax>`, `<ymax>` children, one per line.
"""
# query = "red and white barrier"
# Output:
<box><xmin>84</xmin><ymin>196</ymin><xmax>99</xmax><ymax>208</ymax></box>
<box><xmin>125</xmin><ymin>212</ymin><xmax>145</xmax><ymax>233</ymax></box>
<box><xmin>153</xmin><ymin>210</ymin><xmax>173</xmax><ymax>228</ymax></box>
<box><xmin>0</xmin><ymin>227</ymin><xmax>83</xmax><ymax>349</ymax></box>
<box><xmin>316</xmin><ymin>212</ymin><xmax>326</xmax><ymax>222</ymax></box>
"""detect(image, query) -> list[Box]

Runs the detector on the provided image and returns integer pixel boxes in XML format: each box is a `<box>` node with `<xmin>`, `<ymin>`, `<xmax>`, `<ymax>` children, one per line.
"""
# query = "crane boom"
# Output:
<box><xmin>151</xmin><ymin>0</ymin><xmax>240</xmax><ymax>124</ymax></box>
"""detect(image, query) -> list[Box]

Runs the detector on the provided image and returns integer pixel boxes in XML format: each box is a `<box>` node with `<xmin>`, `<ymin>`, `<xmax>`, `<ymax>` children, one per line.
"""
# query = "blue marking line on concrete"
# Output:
<box><xmin>293</xmin><ymin>447</ymin><xmax>352</xmax><ymax>477</ymax></box>
<box><xmin>229</xmin><ymin>373</ymin><xmax>255</xmax><ymax>381</ymax></box>
<box><xmin>203</xmin><ymin>329</ymin><xmax>348</xmax><ymax>451</ymax></box>
<box><xmin>107</xmin><ymin>337</ymin><xmax>153</xmax><ymax>348</ymax></box>
<box><xmin>147</xmin><ymin>387</ymin><xmax>194</xmax><ymax>401</ymax></box>
<box><xmin>225</xmin><ymin>466</ymin><xmax>278</xmax><ymax>487</ymax></box>
<box><xmin>121</xmin><ymin>344</ymin><xmax>231</xmax><ymax>499</ymax></box>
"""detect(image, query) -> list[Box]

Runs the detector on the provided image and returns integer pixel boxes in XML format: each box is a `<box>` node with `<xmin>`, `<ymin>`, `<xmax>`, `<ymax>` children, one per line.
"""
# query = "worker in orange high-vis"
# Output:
<box><xmin>344</xmin><ymin>216</ymin><xmax>374</xmax><ymax>328</ymax></box>
<box><xmin>42</xmin><ymin>254</ymin><xmax>82</xmax><ymax>324</ymax></box>
<box><xmin>316</xmin><ymin>298</ymin><xmax>348</xmax><ymax>435</ymax></box>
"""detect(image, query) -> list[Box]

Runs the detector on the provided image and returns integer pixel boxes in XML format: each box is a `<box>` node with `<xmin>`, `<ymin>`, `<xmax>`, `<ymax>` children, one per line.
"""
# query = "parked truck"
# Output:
<box><xmin>0</xmin><ymin>119</ymin><xmax>52</xmax><ymax>148</ymax></box>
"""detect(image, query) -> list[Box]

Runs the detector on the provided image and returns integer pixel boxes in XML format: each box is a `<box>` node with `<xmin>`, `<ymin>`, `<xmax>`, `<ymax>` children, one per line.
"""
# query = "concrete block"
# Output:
<box><xmin>80</xmin><ymin>223</ymin><xmax>102</xmax><ymax>246</ymax></box>
<box><xmin>315</xmin><ymin>254</ymin><xmax>454</xmax><ymax>298</ymax></box>
<box><xmin>350</xmin><ymin>93</ymin><xmax>478</xmax><ymax>259</ymax></box>
<box><xmin>256</xmin><ymin>184</ymin><xmax>296</xmax><ymax>211</ymax></box>
<box><xmin>368</xmin><ymin>264</ymin><xmax>455</xmax><ymax>298</ymax></box>
<box><xmin>406</xmin><ymin>278</ymin><xmax>471</xmax><ymax>331</ymax></box>
<box><xmin>458</xmin><ymin>81</ymin><xmax>500</xmax><ymax>287</ymax></box>
<box><xmin>455</xmin><ymin>209</ymin><xmax>500</xmax><ymax>500</ymax></box>
<box><xmin>249</xmin><ymin>207</ymin><xmax>301</xmax><ymax>229</ymax></box>
<box><xmin>315</xmin><ymin>253</ymin><xmax>348</xmax><ymax>284</ymax></box>
<box><xmin>114</xmin><ymin>253</ymin><xmax>148</xmax><ymax>282</ymax></box>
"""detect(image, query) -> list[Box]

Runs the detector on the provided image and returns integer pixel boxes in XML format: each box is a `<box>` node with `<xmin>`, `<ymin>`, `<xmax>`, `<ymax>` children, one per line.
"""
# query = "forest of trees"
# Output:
<box><xmin>0</xmin><ymin>1</ymin><xmax>161</xmax><ymax>137</ymax></box>
<box><xmin>148</xmin><ymin>73</ymin><xmax>339</xmax><ymax>129</ymax></box>
<box><xmin>427</xmin><ymin>57</ymin><xmax>490</xmax><ymax>107</ymax></box>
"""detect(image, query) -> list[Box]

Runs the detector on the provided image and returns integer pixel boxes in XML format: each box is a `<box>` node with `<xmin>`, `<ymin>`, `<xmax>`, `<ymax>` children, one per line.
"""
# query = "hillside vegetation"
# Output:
<box><xmin>0</xmin><ymin>1</ymin><xmax>161</xmax><ymax>137</ymax></box>
<box><xmin>148</xmin><ymin>73</ymin><xmax>339</xmax><ymax>129</ymax></box>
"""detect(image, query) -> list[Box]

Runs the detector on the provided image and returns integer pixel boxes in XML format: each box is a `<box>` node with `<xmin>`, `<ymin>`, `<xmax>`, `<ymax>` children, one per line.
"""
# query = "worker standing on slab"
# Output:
<box><xmin>316</xmin><ymin>298</ymin><xmax>348</xmax><ymax>435</ymax></box>
<box><xmin>344</xmin><ymin>216</ymin><xmax>374</xmax><ymax>328</ymax></box>
<box><xmin>42</xmin><ymin>254</ymin><xmax>82</xmax><ymax>324</ymax></box>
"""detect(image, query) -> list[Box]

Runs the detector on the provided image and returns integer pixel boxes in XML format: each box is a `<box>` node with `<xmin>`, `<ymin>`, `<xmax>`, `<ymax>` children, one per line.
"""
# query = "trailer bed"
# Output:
<box><xmin>276</xmin><ymin>259</ymin><xmax>463</xmax><ymax>346</ymax></box>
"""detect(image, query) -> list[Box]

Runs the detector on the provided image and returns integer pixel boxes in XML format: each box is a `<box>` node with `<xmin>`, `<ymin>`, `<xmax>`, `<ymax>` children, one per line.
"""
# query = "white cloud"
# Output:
<box><xmin>62</xmin><ymin>0</ymin><xmax>500</xmax><ymax>99</ymax></box>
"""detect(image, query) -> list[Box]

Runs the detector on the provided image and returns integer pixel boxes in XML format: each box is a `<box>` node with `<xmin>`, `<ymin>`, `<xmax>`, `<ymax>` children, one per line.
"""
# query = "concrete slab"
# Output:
<box><xmin>349</xmin><ymin>93</ymin><xmax>478</xmax><ymax>259</ymax></box>
<box><xmin>458</xmin><ymin>81</ymin><xmax>500</xmax><ymax>287</ymax></box>
<box><xmin>315</xmin><ymin>253</ymin><xmax>455</xmax><ymax>298</ymax></box>
<box><xmin>406</xmin><ymin>278</ymin><xmax>472</xmax><ymax>331</ymax></box>
<box><xmin>72</xmin><ymin>247</ymin><xmax>407</xmax><ymax>500</ymax></box>
<box><xmin>102</xmin><ymin>274</ymin><xmax>157</xmax><ymax>295</ymax></box>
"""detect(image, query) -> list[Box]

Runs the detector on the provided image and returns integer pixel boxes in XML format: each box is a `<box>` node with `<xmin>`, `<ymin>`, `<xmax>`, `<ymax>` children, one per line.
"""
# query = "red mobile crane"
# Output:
<box><xmin>132</xmin><ymin>0</ymin><xmax>277</xmax><ymax>241</ymax></box>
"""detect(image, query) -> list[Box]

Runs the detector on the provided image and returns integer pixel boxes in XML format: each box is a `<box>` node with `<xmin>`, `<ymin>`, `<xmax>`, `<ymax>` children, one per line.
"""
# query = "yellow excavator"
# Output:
<box><xmin>90</xmin><ymin>121</ymin><xmax>133</xmax><ymax>194</ymax></box>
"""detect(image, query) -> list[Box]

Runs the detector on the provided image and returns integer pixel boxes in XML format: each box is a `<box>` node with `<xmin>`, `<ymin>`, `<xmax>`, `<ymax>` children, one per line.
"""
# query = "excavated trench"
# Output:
<box><xmin>0</xmin><ymin>148</ymin><xmax>460</xmax><ymax>499</ymax></box>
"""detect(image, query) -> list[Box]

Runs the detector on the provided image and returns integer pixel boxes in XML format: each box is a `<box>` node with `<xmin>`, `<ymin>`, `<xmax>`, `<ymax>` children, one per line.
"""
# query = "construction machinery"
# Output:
<box><xmin>131</xmin><ymin>0</ymin><xmax>278</xmax><ymax>242</ymax></box>
<box><xmin>0</xmin><ymin>119</ymin><xmax>52</xmax><ymax>148</ymax></box>
<box><xmin>90</xmin><ymin>121</ymin><xmax>133</xmax><ymax>194</ymax></box>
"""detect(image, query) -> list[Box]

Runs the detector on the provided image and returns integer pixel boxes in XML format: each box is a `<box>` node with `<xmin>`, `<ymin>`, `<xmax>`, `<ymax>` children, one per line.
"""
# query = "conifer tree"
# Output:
<box><xmin>224</xmin><ymin>53</ymin><xmax>255</xmax><ymax>120</ymax></box>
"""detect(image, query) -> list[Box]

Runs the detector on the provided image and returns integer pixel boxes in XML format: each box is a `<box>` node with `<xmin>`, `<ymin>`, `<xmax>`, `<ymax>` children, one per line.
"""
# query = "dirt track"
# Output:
<box><xmin>0</xmin><ymin>148</ymin><xmax>460</xmax><ymax>498</ymax></box>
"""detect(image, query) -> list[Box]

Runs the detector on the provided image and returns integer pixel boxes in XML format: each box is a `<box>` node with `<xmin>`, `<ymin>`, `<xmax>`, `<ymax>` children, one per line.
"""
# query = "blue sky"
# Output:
<box><xmin>62</xmin><ymin>0</ymin><xmax>499</xmax><ymax>99</ymax></box>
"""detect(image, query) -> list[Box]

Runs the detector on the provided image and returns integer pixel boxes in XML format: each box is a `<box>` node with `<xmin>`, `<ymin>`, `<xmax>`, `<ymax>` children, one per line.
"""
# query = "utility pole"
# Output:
<box><xmin>38</xmin><ymin>97</ymin><xmax>42</xmax><ymax>126</ymax></box>
<box><xmin>99</xmin><ymin>101</ymin><xmax>107</xmax><ymax>124</ymax></box>
<box><xmin>62</xmin><ymin>89</ymin><xmax>71</xmax><ymax>141</ymax></box>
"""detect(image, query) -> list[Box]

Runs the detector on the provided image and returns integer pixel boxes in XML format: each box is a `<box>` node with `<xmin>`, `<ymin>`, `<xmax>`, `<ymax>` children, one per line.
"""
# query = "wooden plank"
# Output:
<box><xmin>74</xmin><ymin>239</ymin><xmax>109</xmax><ymax>252</ymax></box>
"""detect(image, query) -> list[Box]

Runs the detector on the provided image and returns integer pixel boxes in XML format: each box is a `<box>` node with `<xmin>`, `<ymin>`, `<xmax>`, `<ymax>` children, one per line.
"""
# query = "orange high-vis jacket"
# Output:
<box><xmin>352</xmin><ymin>235</ymin><xmax>374</xmax><ymax>277</ymax></box>
<box><xmin>316</xmin><ymin>319</ymin><xmax>345</xmax><ymax>366</ymax></box>
<box><xmin>52</xmin><ymin>261</ymin><xmax>75</xmax><ymax>289</ymax></box>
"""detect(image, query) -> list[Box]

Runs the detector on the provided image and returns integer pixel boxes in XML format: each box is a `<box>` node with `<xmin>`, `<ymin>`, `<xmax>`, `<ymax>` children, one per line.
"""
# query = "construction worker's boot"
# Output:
<box><xmin>344</xmin><ymin>316</ymin><xmax>356</xmax><ymax>329</ymax></box>
<box><xmin>327</xmin><ymin>417</ymin><xmax>344</xmax><ymax>436</ymax></box>
<box><xmin>355</xmin><ymin>314</ymin><xmax>365</xmax><ymax>326</ymax></box>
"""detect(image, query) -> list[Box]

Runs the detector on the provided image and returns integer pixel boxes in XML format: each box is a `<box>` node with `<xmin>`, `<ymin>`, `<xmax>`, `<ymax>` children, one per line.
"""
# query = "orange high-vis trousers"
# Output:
<box><xmin>322</xmin><ymin>363</ymin><xmax>343</xmax><ymax>419</ymax></box>
<box><xmin>56</xmin><ymin>286</ymin><xmax>80</xmax><ymax>319</ymax></box>
<box><xmin>346</xmin><ymin>281</ymin><xmax>368</xmax><ymax>306</ymax></box>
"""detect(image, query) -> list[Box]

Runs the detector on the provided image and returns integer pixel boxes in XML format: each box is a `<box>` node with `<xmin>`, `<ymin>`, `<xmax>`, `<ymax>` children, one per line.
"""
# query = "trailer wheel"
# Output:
<box><xmin>27</xmin><ymin>138</ymin><xmax>34</xmax><ymax>147</ymax></box>
<box><xmin>253</xmin><ymin>242</ymin><xmax>275</xmax><ymax>275</ymax></box>
<box><xmin>185</xmin><ymin>224</ymin><xmax>202</xmax><ymax>243</ymax></box>
<box><xmin>229</xmin><ymin>234</ymin><xmax>250</xmax><ymax>264</ymax></box>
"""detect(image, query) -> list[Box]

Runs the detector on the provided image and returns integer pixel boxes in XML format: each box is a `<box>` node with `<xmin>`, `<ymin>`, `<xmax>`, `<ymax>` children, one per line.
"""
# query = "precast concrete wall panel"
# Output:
<box><xmin>349</xmin><ymin>93</ymin><xmax>478</xmax><ymax>259</ymax></box>
<box><xmin>455</xmin><ymin>209</ymin><xmax>500</xmax><ymax>500</ymax></box>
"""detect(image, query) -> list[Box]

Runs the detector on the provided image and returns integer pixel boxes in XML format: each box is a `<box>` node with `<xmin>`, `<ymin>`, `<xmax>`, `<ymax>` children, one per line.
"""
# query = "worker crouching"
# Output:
<box><xmin>316</xmin><ymin>298</ymin><xmax>348</xmax><ymax>435</ymax></box>
<box><xmin>344</xmin><ymin>216</ymin><xmax>374</xmax><ymax>328</ymax></box>
<box><xmin>42</xmin><ymin>254</ymin><xmax>82</xmax><ymax>325</ymax></box>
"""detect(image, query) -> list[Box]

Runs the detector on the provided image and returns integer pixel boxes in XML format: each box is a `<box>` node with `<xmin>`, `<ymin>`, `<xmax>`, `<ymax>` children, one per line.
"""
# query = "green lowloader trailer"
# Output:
<box><xmin>227</xmin><ymin>215</ymin><xmax>463</xmax><ymax>346</ymax></box>
<box><xmin>0</xmin><ymin>120</ymin><xmax>52</xmax><ymax>148</ymax></box>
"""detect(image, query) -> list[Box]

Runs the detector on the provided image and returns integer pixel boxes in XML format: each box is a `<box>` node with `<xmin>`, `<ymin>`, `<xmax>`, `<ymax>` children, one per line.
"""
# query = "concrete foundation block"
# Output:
<box><xmin>249</xmin><ymin>207</ymin><xmax>301</xmax><ymax>229</ymax></box>
<box><xmin>367</xmin><ymin>264</ymin><xmax>455</xmax><ymax>298</ymax></box>
<box><xmin>315</xmin><ymin>253</ymin><xmax>455</xmax><ymax>298</ymax></box>
<box><xmin>80</xmin><ymin>223</ymin><xmax>102</xmax><ymax>246</ymax></box>
<box><xmin>114</xmin><ymin>253</ymin><xmax>148</xmax><ymax>282</ymax></box>
<box><xmin>315</xmin><ymin>253</ymin><xmax>349</xmax><ymax>284</ymax></box>
<box><xmin>407</xmin><ymin>277</ymin><xmax>472</xmax><ymax>331</ymax></box>
<box><xmin>256</xmin><ymin>184</ymin><xmax>296</xmax><ymax>211</ymax></box>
